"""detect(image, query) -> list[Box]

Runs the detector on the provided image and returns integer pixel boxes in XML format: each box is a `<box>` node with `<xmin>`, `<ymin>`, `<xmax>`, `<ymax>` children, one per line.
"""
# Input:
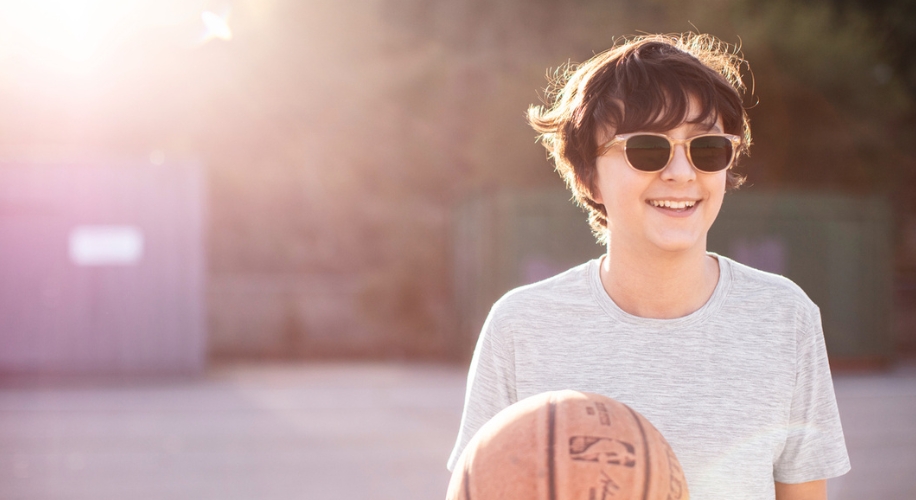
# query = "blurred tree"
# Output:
<box><xmin>729</xmin><ymin>0</ymin><xmax>915</xmax><ymax>190</ymax></box>
<box><xmin>827</xmin><ymin>0</ymin><xmax>916</xmax><ymax>102</ymax></box>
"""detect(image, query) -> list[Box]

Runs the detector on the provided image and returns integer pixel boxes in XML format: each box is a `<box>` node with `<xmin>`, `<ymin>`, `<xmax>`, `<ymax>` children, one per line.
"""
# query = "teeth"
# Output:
<box><xmin>649</xmin><ymin>200</ymin><xmax>696</xmax><ymax>209</ymax></box>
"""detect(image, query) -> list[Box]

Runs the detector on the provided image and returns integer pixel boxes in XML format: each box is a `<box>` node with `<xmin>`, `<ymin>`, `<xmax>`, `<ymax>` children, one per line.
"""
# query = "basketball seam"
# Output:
<box><xmin>547</xmin><ymin>397</ymin><xmax>557</xmax><ymax>500</ymax></box>
<box><xmin>625</xmin><ymin>405</ymin><xmax>651</xmax><ymax>500</ymax></box>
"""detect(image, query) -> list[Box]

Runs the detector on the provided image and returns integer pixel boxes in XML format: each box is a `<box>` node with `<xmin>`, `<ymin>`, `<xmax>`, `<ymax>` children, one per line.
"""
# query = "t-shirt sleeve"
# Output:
<box><xmin>774</xmin><ymin>302</ymin><xmax>851</xmax><ymax>483</ymax></box>
<box><xmin>446</xmin><ymin>307</ymin><xmax>517</xmax><ymax>471</ymax></box>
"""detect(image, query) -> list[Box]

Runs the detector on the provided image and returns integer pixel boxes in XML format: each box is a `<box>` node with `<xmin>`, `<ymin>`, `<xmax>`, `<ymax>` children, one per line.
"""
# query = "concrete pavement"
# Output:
<box><xmin>0</xmin><ymin>361</ymin><xmax>913</xmax><ymax>499</ymax></box>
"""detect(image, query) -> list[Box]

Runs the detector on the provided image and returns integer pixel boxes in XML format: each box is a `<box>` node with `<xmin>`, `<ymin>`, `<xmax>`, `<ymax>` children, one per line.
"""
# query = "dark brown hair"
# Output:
<box><xmin>527</xmin><ymin>33</ymin><xmax>751</xmax><ymax>242</ymax></box>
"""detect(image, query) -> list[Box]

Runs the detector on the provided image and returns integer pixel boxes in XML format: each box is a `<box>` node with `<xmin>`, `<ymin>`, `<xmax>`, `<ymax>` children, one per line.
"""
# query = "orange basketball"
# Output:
<box><xmin>447</xmin><ymin>390</ymin><xmax>688</xmax><ymax>500</ymax></box>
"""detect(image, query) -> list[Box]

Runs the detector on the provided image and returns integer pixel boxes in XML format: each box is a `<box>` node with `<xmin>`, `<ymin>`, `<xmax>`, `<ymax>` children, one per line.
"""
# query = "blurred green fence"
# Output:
<box><xmin>709</xmin><ymin>191</ymin><xmax>894</xmax><ymax>366</ymax></box>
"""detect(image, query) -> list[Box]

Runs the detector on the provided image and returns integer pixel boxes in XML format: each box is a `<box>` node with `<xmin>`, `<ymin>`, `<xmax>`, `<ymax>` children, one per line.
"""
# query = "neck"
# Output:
<box><xmin>600</xmin><ymin>239</ymin><xmax>719</xmax><ymax>319</ymax></box>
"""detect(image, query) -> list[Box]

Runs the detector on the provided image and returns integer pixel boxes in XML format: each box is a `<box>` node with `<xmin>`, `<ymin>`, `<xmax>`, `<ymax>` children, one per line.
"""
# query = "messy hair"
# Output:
<box><xmin>527</xmin><ymin>33</ymin><xmax>752</xmax><ymax>243</ymax></box>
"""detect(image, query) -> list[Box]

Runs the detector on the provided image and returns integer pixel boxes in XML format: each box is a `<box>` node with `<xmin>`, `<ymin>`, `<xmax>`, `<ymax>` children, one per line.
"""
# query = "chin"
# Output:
<box><xmin>646</xmin><ymin>234</ymin><xmax>706</xmax><ymax>254</ymax></box>
<box><xmin>653</xmin><ymin>244</ymin><xmax>701</xmax><ymax>255</ymax></box>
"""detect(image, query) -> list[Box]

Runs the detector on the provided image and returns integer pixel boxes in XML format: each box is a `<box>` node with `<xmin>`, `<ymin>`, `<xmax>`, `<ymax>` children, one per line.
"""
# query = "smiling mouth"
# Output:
<box><xmin>647</xmin><ymin>199</ymin><xmax>698</xmax><ymax>211</ymax></box>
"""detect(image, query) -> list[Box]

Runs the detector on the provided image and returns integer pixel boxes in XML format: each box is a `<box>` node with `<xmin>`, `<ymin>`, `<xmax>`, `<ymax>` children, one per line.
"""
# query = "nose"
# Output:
<box><xmin>660</xmin><ymin>143</ymin><xmax>696</xmax><ymax>182</ymax></box>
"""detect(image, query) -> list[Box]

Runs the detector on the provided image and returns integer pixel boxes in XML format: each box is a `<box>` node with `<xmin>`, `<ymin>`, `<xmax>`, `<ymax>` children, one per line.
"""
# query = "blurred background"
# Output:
<box><xmin>1</xmin><ymin>0</ymin><xmax>914</xmax><ymax>365</ymax></box>
<box><xmin>0</xmin><ymin>0</ymin><xmax>915</xmax><ymax>498</ymax></box>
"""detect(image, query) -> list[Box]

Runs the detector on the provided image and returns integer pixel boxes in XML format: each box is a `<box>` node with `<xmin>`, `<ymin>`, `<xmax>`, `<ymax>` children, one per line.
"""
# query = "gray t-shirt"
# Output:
<box><xmin>448</xmin><ymin>254</ymin><xmax>850</xmax><ymax>499</ymax></box>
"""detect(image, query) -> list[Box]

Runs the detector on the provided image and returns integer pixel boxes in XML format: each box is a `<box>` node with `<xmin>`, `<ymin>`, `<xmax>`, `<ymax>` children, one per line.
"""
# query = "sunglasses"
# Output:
<box><xmin>598</xmin><ymin>133</ymin><xmax>742</xmax><ymax>173</ymax></box>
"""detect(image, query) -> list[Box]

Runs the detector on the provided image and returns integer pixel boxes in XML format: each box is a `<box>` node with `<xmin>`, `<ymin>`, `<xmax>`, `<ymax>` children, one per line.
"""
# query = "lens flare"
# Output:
<box><xmin>200</xmin><ymin>9</ymin><xmax>232</xmax><ymax>42</ymax></box>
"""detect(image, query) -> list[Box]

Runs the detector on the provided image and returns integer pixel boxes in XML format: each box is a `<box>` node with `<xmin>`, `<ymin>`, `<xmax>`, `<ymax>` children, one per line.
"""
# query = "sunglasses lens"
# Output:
<box><xmin>689</xmin><ymin>136</ymin><xmax>734</xmax><ymax>172</ymax></box>
<box><xmin>624</xmin><ymin>135</ymin><xmax>671</xmax><ymax>171</ymax></box>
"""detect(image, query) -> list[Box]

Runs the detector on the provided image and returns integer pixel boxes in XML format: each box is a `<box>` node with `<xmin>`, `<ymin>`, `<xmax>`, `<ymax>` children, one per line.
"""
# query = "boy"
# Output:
<box><xmin>448</xmin><ymin>34</ymin><xmax>850</xmax><ymax>499</ymax></box>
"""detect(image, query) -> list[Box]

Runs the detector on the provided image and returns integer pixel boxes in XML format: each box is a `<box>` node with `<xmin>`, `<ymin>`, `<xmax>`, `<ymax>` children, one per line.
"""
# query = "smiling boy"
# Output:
<box><xmin>447</xmin><ymin>34</ymin><xmax>850</xmax><ymax>499</ymax></box>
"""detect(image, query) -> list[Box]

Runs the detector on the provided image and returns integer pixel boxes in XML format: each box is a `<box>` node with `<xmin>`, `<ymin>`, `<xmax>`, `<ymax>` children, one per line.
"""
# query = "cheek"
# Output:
<box><xmin>713</xmin><ymin>173</ymin><xmax>728</xmax><ymax>196</ymax></box>
<box><xmin>705</xmin><ymin>174</ymin><xmax>727</xmax><ymax>213</ymax></box>
<box><xmin>592</xmin><ymin>159</ymin><xmax>642</xmax><ymax>207</ymax></box>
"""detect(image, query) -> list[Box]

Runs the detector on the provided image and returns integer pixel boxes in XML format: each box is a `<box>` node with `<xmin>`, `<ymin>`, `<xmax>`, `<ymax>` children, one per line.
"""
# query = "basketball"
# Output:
<box><xmin>447</xmin><ymin>390</ymin><xmax>689</xmax><ymax>500</ymax></box>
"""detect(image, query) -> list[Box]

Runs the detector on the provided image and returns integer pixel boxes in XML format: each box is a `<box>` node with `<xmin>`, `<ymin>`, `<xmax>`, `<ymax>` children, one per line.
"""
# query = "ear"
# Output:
<box><xmin>588</xmin><ymin>180</ymin><xmax>603</xmax><ymax>205</ymax></box>
<box><xmin>583</xmin><ymin>157</ymin><xmax>605</xmax><ymax>205</ymax></box>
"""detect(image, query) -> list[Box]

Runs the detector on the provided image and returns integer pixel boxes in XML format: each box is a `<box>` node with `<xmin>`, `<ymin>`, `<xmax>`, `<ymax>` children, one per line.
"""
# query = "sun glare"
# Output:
<box><xmin>0</xmin><ymin>0</ymin><xmax>232</xmax><ymax>72</ymax></box>
<box><xmin>0</xmin><ymin>0</ymin><xmax>143</xmax><ymax>65</ymax></box>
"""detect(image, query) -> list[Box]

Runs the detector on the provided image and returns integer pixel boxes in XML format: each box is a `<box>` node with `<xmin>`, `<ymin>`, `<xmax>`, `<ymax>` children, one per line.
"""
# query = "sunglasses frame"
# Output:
<box><xmin>598</xmin><ymin>132</ymin><xmax>742</xmax><ymax>173</ymax></box>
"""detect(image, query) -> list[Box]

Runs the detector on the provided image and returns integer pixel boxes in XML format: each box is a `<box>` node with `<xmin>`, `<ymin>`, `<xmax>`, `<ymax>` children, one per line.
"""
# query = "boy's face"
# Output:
<box><xmin>591</xmin><ymin>99</ymin><xmax>727</xmax><ymax>256</ymax></box>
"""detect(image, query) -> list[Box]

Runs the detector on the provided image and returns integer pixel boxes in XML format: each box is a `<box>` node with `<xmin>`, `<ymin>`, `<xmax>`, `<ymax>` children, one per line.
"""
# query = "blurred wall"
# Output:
<box><xmin>0</xmin><ymin>161</ymin><xmax>205</xmax><ymax>374</ymax></box>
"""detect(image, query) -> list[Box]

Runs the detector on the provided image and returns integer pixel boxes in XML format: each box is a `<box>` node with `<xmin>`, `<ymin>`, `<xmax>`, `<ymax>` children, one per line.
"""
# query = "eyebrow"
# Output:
<box><xmin>687</xmin><ymin>121</ymin><xmax>722</xmax><ymax>133</ymax></box>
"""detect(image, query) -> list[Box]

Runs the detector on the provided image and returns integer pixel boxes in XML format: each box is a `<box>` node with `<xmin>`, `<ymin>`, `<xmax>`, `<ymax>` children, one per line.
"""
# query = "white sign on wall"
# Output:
<box><xmin>69</xmin><ymin>226</ymin><xmax>144</xmax><ymax>266</ymax></box>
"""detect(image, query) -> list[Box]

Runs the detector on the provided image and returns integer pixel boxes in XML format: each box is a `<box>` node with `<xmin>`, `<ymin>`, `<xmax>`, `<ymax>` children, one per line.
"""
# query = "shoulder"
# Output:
<box><xmin>719</xmin><ymin>255</ymin><xmax>815</xmax><ymax>308</ymax></box>
<box><xmin>487</xmin><ymin>259</ymin><xmax>597</xmax><ymax>327</ymax></box>
<box><xmin>716</xmin><ymin>254</ymin><xmax>820</xmax><ymax>330</ymax></box>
